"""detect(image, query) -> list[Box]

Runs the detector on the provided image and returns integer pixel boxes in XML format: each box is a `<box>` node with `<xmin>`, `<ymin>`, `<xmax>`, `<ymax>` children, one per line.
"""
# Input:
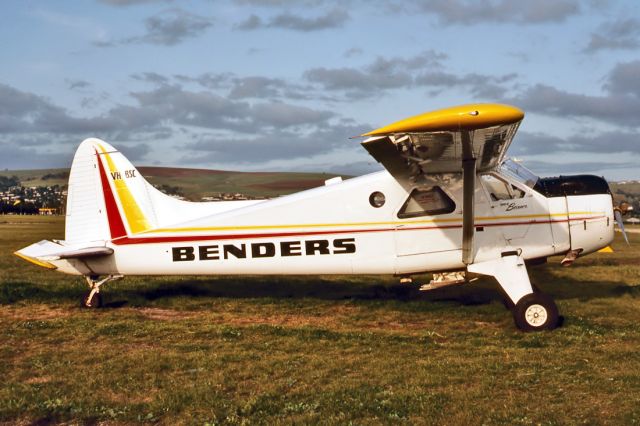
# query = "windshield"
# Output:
<box><xmin>500</xmin><ymin>158</ymin><xmax>539</xmax><ymax>189</ymax></box>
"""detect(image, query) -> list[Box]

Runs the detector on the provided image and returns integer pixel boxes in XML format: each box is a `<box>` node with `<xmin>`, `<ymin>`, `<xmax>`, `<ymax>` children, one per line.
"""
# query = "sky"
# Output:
<box><xmin>1</xmin><ymin>0</ymin><xmax>640</xmax><ymax>180</ymax></box>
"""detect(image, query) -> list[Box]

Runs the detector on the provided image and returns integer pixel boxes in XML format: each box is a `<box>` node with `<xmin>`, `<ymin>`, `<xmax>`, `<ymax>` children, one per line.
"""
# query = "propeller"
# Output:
<box><xmin>614</xmin><ymin>201</ymin><xmax>633</xmax><ymax>246</ymax></box>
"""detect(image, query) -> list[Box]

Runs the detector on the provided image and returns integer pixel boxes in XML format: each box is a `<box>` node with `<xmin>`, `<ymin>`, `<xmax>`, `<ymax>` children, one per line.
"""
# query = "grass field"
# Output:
<box><xmin>1</xmin><ymin>216</ymin><xmax>639</xmax><ymax>424</ymax></box>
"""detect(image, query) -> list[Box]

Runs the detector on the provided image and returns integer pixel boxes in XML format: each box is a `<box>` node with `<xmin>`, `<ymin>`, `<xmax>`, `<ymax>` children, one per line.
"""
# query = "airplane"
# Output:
<box><xmin>14</xmin><ymin>103</ymin><xmax>628</xmax><ymax>331</ymax></box>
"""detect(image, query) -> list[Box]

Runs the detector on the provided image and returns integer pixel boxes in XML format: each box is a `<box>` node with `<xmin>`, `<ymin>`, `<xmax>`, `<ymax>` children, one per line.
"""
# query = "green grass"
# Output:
<box><xmin>1</xmin><ymin>216</ymin><xmax>640</xmax><ymax>424</ymax></box>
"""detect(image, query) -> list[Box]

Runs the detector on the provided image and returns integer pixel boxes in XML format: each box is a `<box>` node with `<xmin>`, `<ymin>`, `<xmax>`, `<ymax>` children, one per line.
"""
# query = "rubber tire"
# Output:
<box><xmin>512</xmin><ymin>293</ymin><xmax>559</xmax><ymax>332</ymax></box>
<box><xmin>82</xmin><ymin>292</ymin><xmax>103</xmax><ymax>309</ymax></box>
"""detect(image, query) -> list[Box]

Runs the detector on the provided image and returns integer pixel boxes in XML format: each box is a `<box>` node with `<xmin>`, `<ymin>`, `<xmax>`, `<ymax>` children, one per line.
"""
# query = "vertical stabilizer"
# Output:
<box><xmin>65</xmin><ymin>138</ymin><xmax>159</xmax><ymax>244</ymax></box>
<box><xmin>64</xmin><ymin>138</ymin><xmax>261</xmax><ymax>246</ymax></box>
<box><xmin>65</xmin><ymin>138</ymin><xmax>111</xmax><ymax>245</ymax></box>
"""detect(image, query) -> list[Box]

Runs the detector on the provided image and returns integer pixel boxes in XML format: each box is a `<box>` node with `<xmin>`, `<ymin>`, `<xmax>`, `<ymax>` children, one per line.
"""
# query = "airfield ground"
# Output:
<box><xmin>1</xmin><ymin>216</ymin><xmax>639</xmax><ymax>424</ymax></box>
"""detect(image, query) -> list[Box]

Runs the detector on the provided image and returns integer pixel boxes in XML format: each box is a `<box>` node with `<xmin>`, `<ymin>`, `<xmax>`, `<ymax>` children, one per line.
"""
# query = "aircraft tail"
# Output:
<box><xmin>65</xmin><ymin>138</ymin><xmax>164</xmax><ymax>244</ymax></box>
<box><xmin>16</xmin><ymin>138</ymin><xmax>264</xmax><ymax>272</ymax></box>
<box><xmin>65</xmin><ymin>138</ymin><xmax>261</xmax><ymax>245</ymax></box>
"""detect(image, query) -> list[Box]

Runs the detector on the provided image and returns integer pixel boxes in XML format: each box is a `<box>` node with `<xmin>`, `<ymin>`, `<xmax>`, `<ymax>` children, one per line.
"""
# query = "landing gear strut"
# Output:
<box><xmin>81</xmin><ymin>274</ymin><xmax>123</xmax><ymax>308</ymax></box>
<box><xmin>467</xmin><ymin>253</ymin><xmax>560</xmax><ymax>332</ymax></box>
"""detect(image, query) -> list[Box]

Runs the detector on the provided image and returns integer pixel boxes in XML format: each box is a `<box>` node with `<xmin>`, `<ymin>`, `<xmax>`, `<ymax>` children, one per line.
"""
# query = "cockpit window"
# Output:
<box><xmin>500</xmin><ymin>158</ymin><xmax>539</xmax><ymax>189</ymax></box>
<box><xmin>398</xmin><ymin>187</ymin><xmax>456</xmax><ymax>218</ymax></box>
<box><xmin>481</xmin><ymin>174</ymin><xmax>526</xmax><ymax>201</ymax></box>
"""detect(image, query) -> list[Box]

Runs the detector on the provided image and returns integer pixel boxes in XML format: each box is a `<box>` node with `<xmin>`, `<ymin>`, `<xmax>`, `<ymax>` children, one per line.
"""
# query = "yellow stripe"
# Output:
<box><xmin>14</xmin><ymin>252</ymin><xmax>57</xmax><ymax>270</ymax></box>
<box><xmin>98</xmin><ymin>144</ymin><xmax>151</xmax><ymax>234</ymax></box>
<box><xmin>144</xmin><ymin>211</ymin><xmax>603</xmax><ymax>234</ymax></box>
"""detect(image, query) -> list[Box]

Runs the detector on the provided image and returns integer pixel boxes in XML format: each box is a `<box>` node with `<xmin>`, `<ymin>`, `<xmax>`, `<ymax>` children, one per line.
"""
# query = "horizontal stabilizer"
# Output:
<box><xmin>44</xmin><ymin>246</ymin><xmax>114</xmax><ymax>261</ymax></box>
<box><xmin>14</xmin><ymin>240</ymin><xmax>113</xmax><ymax>270</ymax></box>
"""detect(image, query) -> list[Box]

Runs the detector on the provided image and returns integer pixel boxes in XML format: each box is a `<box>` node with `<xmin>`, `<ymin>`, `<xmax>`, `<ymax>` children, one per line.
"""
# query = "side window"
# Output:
<box><xmin>481</xmin><ymin>174</ymin><xmax>526</xmax><ymax>201</ymax></box>
<box><xmin>398</xmin><ymin>187</ymin><xmax>456</xmax><ymax>218</ymax></box>
<box><xmin>510</xmin><ymin>184</ymin><xmax>525</xmax><ymax>199</ymax></box>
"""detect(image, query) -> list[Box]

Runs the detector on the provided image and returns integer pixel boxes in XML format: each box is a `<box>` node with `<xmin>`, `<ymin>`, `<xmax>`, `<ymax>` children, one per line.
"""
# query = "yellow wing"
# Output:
<box><xmin>361</xmin><ymin>103</ymin><xmax>524</xmax><ymax>181</ymax></box>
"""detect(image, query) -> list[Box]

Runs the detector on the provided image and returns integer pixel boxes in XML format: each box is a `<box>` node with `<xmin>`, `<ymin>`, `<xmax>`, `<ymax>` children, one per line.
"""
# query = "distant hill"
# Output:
<box><xmin>2</xmin><ymin>167</ymin><xmax>639</xmax><ymax>213</ymax></box>
<box><xmin>610</xmin><ymin>181</ymin><xmax>640</xmax><ymax>213</ymax></box>
<box><xmin>0</xmin><ymin>167</ymin><xmax>347</xmax><ymax>201</ymax></box>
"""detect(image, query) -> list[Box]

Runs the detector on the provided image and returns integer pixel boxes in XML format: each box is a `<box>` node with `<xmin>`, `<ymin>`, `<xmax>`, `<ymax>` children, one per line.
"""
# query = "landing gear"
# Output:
<box><xmin>81</xmin><ymin>274</ymin><xmax>123</xmax><ymax>308</ymax></box>
<box><xmin>82</xmin><ymin>291</ymin><xmax>103</xmax><ymax>308</ymax></box>
<box><xmin>467</xmin><ymin>253</ymin><xmax>561</xmax><ymax>332</ymax></box>
<box><xmin>512</xmin><ymin>292</ymin><xmax>559</xmax><ymax>332</ymax></box>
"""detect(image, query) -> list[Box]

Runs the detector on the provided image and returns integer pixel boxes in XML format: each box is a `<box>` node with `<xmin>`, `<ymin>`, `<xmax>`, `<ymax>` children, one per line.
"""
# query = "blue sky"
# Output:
<box><xmin>1</xmin><ymin>0</ymin><xmax>640</xmax><ymax>180</ymax></box>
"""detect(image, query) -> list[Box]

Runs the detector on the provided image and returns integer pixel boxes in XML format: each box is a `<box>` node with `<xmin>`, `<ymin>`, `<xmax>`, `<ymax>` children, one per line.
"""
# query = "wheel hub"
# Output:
<box><xmin>524</xmin><ymin>303</ymin><xmax>548</xmax><ymax>326</ymax></box>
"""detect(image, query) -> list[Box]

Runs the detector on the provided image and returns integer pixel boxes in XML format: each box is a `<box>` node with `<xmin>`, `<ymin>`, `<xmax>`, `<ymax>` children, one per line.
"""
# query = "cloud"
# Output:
<box><xmin>251</xmin><ymin>102</ymin><xmax>333</xmax><ymax>127</ymax></box>
<box><xmin>66</xmin><ymin>79</ymin><xmax>91</xmax><ymax>90</ymax></box>
<box><xmin>415</xmin><ymin>71</ymin><xmax>518</xmax><ymax>97</ymax></box>
<box><xmin>135</xmin><ymin>8</ymin><xmax>212</xmax><ymax>45</ymax></box>
<box><xmin>97</xmin><ymin>8</ymin><xmax>212</xmax><ymax>47</ymax></box>
<box><xmin>99</xmin><ymin>0</ymin><xmax>173</xmax><ymax>6</ymax></box>
<box><xmin>512</xmin><ymin>131</ymin><xmax>640</xmax><ymax>156</ymax></box>
<box><xmin>407</xmin><ymin>0</ymin><xmax>581</xmax><ymax>24</ymax></box>
<box><xmin>173</xmin><ymin>72</ymin><xmax>318</xmax><ymax>101</ymax></box>
<box><xmin>235</xmin><ymin>14</ymin><xmax>262</xmax><ymax>30</ymax></box>
<box><xmin>236</xmin><ymin>8</ymin><xmax>349</xmax><ymax>31</ymax></box>
<box><xmin>0</xmin><ymin>78</ymin><xmax>348</xmax><ymax>169</ymax></box>
<box><xmin>0</xmin><ymin>143</ymin><xmax>71</xmax><ymax>169</ymax></box>
<box><xmin>343</xmin><ymin>47</ymin><xmax>363</xmax><ymax>58</ymax></box>
<box><xmin>584</xmin><ymin>18</ymin><xmax>640</xmax><ymax>52</ymax></box>
<box><xmin>181</xmin><ymin>121</ymin><xmax>365</xmax><ymax>164</ymax></box>
<box><xmin>605</xmin><ymin>60</ymin><xmax>640</xmax><ymax>98</ymax></box>
<box><xmin>304</xmin><ymin>51</ymin><xmax>446</xmax><ymax>95</ymax></box>
<box><xmin>507</xmin><ymin>60</ymin><xmax>640</xmax><ymax>128</ymax></box>
<box><xmin>523</xmin><ymin>159</ymin><xmax>638</xmax><ymax>176</ymax></box>
<box><xmin>513</xmin><ymin>84</ymin><xmax>640</xmax><ymax>128</ymax></box>
<box><xmin>173</xmin><ymin>72</ymin><xmax>234</xmax><ymax>90</ymax></box>
<box><xmin>305</xmin><ymin>66</ymin><xmax>412</xmax><ymax>94</ymax></box>
<box><xmin>234</xmin><ymin>0</ymin><xmax>320</xmax><ymax>6</ymax></box>
<box><xmin>118</xmin><ymin>143</ymin><xmax>151</xmax><ymax>161</ymax></box>
<box><xmin>132</xmin><ymin>72</ymin><xmax>170</xmax><ymax>85</ymax></box>
<box><xmin>228</xmin><ymin>76</ymin><xmax>290</xmax><ymax>98</ymax></box>
<box><xmin>304</xmin><ymin>51</ymin><xmax>518</xmax><ymax>100</ymax></box>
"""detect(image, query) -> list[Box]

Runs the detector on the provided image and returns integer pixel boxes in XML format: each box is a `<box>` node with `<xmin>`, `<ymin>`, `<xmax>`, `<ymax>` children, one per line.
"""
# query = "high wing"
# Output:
<box><xmin>361</xmin><ymin>103</ymin><xmax>524</xmax><ymax>182</ymax></box>
<box><xmin>360</xmin><ymin>103</ymin><xmax>524</xmax><ymax>265</ymax></box>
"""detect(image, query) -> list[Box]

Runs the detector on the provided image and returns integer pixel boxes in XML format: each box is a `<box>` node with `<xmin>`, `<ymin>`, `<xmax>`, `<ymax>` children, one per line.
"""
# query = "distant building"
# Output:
<box><xmin>38</xmin><ymin>207</ymin><xmax>57</xmax><ymax>215</ymax></box>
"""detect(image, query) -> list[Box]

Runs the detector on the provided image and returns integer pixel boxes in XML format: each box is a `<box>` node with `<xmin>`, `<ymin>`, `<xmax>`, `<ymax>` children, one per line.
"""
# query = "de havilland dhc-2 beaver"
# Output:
<box><xmin>15</xmin><ymin>103</ymin><xmax>630</xmax><ymax>331</ymax></box>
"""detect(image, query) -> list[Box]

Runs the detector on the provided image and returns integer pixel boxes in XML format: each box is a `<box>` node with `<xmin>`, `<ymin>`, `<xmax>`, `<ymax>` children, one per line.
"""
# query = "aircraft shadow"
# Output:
<box><xmin>107</xmin><ymin>266</ymin><xmax>638</xmax><ymax>308</ymax></box>
<box><xmin>2</xmin><ymin>266</ymin><xmax>637</xmax><ymax>308</ymax></box>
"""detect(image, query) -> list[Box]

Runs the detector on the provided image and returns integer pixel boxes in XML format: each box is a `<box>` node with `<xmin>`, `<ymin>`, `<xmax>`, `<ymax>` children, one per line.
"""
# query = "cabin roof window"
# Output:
<box><xmin>397</xmin><ymin>186</ymin><xmax>456</xmax><ymax>219</ymax></box>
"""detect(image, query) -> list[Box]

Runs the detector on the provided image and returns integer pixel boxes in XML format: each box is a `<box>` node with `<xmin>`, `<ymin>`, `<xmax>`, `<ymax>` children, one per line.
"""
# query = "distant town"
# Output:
<box><xmin>2</xmin><ymin>171</ymin><xmax>639</xmax><ymax>221</ymax></box>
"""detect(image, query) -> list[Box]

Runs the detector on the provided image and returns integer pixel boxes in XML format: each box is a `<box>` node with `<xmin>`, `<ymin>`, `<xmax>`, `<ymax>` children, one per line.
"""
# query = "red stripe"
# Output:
<box><xmin>96</xmin><ymin>149</ymin><xmax>127</xmax><ymax>239</ymax></box>
<box><xmin>111</xmin><ymin>215</ymin><xmax>605</xmax><ymax>246</ymax></box>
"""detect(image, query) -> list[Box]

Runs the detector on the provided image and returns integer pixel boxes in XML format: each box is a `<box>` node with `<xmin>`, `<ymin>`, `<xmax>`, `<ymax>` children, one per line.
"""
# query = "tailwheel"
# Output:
<box><xmin>82</xmin><ymin>290</ymin><xmax>103</xmax><ymax>308</ymax></box>
<box><xmin>512</xmin><ymin>293</ymin><xmax>559</xmax><ymax>332</ymax></box>
<box><xmin>81</xmin><ymin>274</ymin><xmax>124</xmax><ymax>309</ymax></box>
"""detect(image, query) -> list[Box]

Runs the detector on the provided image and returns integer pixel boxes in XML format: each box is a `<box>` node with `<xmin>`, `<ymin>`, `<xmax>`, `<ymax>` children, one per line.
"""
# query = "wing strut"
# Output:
<box><xmin>461</xmin><ymin>130</ymin><xmax>476</xmax><ymax>265</ymax></box>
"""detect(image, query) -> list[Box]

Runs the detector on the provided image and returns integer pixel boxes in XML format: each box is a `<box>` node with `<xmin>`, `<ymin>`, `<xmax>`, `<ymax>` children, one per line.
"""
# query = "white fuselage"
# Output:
<box><xmin>67</xmin><ymin>170</ymin><xmax>614</xmax><ymax>277</ymax></box>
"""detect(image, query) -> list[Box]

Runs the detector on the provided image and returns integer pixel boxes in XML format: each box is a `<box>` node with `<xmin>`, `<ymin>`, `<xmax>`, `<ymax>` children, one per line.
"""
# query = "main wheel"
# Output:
<box><xmin>512</xmin><ymin>293</ymin><xmax>559</xmax><ymax>332</ymax></box>
<box><xmin>81</xmin><ymin>291</ymin><xmax>103</xmax><ymax>308</ymax></box>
